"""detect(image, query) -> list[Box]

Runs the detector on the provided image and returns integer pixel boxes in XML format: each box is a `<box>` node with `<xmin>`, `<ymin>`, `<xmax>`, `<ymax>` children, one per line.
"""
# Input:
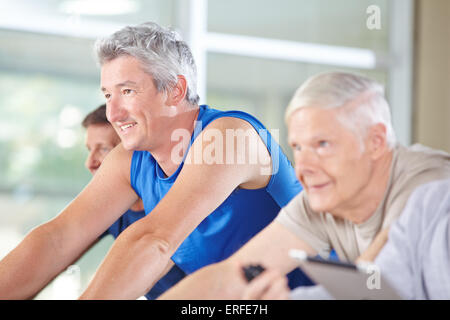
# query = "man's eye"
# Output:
<box><xmin>318</xmin><ymin>141</ymin><xmax>329</xmax><ymax>148</ymax></box>
<box><xmin>122</xmin><ymin>89</ymin><xmax>133</xmax><ymax>95</ymax></box>
<box><xmin>292</xmin><ymin>144</ymin><xmax>301</xmax><ymax>152</ymax></box>
<box><xmin>104</xmin><ymin>93</ymin><xmax>111</xmax><ymax>99</ymax></box>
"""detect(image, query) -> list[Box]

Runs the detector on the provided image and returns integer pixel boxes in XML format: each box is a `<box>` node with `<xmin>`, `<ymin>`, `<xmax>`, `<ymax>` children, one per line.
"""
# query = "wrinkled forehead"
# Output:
<box><xmin>287</xmin><ymin>107</ymin><xmax>354</xmax><ymax>142</ymax></box>
<box><xmin>288</xmin><ymin>107</ymin><xmax>342</xmax><ymax>130</ymax></box>
<box><xmin>100</xmin><ymin>55</ymin><xmax>150</xmax><ymax>88</ymax></box>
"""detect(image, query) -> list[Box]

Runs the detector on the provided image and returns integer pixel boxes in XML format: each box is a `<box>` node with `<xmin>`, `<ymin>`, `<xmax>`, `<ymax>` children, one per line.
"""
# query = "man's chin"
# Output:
<box><xmin>122</xmin><ymin>141</ymin><xmax>137</xmax><ymax>151</ymax></box>
<box><xmin>308</xmin><ymin>197</ymin><xmax>334</xmax><ymax>213</ymax></box>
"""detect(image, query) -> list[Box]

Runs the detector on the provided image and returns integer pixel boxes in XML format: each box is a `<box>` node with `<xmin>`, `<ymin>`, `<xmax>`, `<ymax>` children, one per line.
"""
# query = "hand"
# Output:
<box><xmin>240</xmin><ymin>269</ymin><xmax>290</xmax><ymax>300</ymax></box>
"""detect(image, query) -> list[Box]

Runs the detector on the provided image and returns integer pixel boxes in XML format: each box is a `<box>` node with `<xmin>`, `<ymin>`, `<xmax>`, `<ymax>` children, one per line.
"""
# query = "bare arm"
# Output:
<box><xmin>0</xmin><ymin>145</ymin><xmax>138</xmax><ymax>299</ymax></box>
<box><xmin>79</xmin><ymin>118</ymin><xmax>276</xmax><ymax>299</ymax></box>
<box><xmin>159</xmin><ymin>221</ymin><xmax>316</xmax><ymax>299</ymax></box>
<box><xmin>0</xmin><ymin>223</ymin><xmax>70</xmax><ymax>299</ymax></box>
<box><xmin>241</xmin><ymin>269</ymin><xmax>290</xmax><ymax>300</ymax></box>
<box><xmin>230</xmin><ymin>221</ymin><xmax>316</xmax><ymax>273</ymax></box>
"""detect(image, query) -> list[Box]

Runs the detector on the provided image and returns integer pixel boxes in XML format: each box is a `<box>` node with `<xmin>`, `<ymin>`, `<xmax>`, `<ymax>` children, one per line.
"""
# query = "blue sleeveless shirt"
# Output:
<box><xmin>130</xmin><ymin>105</ymin><xmax>311</xmax><ymax>299</ymax></box>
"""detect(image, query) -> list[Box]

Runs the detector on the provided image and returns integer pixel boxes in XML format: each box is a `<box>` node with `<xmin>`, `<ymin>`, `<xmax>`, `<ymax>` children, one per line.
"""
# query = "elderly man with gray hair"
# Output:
<box><xmin>159</xmin><ymin>71</ymin><xmax>450</xmax><ymax>299</ymax></box>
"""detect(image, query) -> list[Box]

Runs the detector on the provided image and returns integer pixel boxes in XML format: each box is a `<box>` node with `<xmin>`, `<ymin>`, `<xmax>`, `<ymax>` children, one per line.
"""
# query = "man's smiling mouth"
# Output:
<box><xmin>119</xmin><ymin>122</ymin><xmax>137</xmax><ymax>131</ymax></box>
<box><xmin>308</xmin><ymin>182</ymin><xmax>331</xmax><ymax>191</ymax></box>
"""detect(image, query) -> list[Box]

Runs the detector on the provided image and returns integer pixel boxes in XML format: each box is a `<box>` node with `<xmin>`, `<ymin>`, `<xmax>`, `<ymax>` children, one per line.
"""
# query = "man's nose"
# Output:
<box><xmin>294</xmin><ymin>148</ymin><xmax>318</xmax><ymax>176</ymax></box>
<box><xmin>106</xmin><ymin>97</ymin><xmax>126</xmax><ymax>123</ymax></box>
<box><xmin>85</xmin><ymin>152</ymin><xmax>100</xmax><ymax>174</ymax></box>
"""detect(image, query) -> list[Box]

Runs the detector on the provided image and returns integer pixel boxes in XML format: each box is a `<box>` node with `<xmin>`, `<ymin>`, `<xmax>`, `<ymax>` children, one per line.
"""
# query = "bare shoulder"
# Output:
<box><xmin>200</xmin><ymin>116</ymin><xmax>266</xmax><ymax>148</ymax></box>
<box><xmin>106</xmin><ymin>143</ymin><xmax>134</xmax><ymax>163</ymax></box>
<box><xmin>109</xmin><ymin>142</ymin><xmax>134</xmax><ymax>160</ymax></box>
<box><xmin>193</xmin><ymin>116</ymin><xmax>272</xmax><ymax>189</ymax></box>
<box><xmin>205</xmin><ymin>116</ymin><xmax>256</xmax><ymax>132</ymax></box>
<box><xmin>99</xmin><ymin>142</ymin><xmax>134</xmax><ymax>182</ymax></box>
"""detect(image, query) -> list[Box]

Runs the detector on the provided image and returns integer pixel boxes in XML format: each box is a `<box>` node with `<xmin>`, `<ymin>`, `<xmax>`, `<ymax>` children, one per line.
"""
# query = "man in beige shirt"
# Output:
<box><xmin>159</xmin><ymin>71</ymin><xmax>450</xmax><ymax>299</ymax></box>
<box><xmin>277</xmin><ymin>143</ymin><xmax>450</xmax><ymax>263</ymax></box>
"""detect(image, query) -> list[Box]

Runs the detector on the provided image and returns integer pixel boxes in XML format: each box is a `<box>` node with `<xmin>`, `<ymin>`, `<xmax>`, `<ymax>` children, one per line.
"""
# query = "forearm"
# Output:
<box><xmin>159</xmin><ymin>260</ymin><xmax>247</xmax><ymax>300</ymax></box>
<box><xmin>79</xmin><ymin>231</ymin><xmax>172</xmax><ymax>300</ymax></box>
<box><xmin>0</xmin><ymin>224</ymin><xmax>69</xmax><ymax>299</ymax></box>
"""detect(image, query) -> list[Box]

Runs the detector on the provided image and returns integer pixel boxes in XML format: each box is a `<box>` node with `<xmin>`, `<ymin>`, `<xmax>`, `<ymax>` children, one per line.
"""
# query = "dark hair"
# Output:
<box><xmin>81</xmin><ymin>104</ymin><xmax>109</xmax><ymax>128</ymax></box>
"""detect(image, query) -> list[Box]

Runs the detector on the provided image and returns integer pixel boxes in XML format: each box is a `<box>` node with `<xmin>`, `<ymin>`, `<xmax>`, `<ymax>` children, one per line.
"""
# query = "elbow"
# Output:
<box><xmin>139</xmin><ymin>233</ymin><xmax>172</xmax><ymax>257</ymax></box>
<box><xmin>115</xmin><ymin>218</ymin><xmax>174</xmax><ymax>262</ymax></box>
<box><xmin>119</xmin><ymin>223</ymin><xmax>173</xmax><ymax>260</ymax></box>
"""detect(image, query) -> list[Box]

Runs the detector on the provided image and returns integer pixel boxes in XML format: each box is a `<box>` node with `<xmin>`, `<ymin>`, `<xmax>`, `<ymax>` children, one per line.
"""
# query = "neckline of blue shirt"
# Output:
<box><xmin>154</xmin><ymin>105</ymin><xmax>209</xmax><ymax>182</ymax></box>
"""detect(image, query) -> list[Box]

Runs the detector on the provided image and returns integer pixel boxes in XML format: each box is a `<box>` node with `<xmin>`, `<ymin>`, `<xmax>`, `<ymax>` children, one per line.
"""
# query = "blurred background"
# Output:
<box><xmin>0</xmin><ymin>0</ymin><xmax>448</xmax><ymax>299</ymax></box>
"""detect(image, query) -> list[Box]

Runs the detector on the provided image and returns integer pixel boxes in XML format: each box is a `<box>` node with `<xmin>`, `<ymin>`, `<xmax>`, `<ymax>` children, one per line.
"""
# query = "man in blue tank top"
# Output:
<box><xmin>83</xmin><ymin>104</ymin><xmax>184</xmax><ymax>299</ymax></box>
<box><xmin>0</xmin><ymin>22</ymin><xmax>307</xmax><ymax>300</ymax></box>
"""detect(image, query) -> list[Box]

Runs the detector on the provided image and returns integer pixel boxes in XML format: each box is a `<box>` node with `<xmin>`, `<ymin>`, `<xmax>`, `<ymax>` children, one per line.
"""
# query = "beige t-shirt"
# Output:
<box><xmin>275</xmin><ymin>144</ymin><xmax>450</xmax><ymax>262</ymax></box>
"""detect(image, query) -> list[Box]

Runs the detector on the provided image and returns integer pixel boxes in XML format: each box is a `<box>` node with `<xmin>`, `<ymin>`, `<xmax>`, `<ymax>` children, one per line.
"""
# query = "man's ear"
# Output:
<box><xmin>368</xmin><ymin>123</ymin><xmax>387</xmax><ymax>160</ymax></box>
<box><xmin>166</xmin><ymin>75</ymin><xmax>188</xmax><ymax>106</ymax></box>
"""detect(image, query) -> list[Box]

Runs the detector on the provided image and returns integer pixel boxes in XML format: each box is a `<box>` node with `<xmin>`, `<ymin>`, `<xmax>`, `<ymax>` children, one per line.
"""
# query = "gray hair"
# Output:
<box><xmin>285</xmin><ymin>71</ymin><xmax>396</xmax><ymax>149</ymax></box>
<box><xmin>95</xmin><ymin>22</ymin><xmax>200</xmax><ymax>105</ymax></box>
